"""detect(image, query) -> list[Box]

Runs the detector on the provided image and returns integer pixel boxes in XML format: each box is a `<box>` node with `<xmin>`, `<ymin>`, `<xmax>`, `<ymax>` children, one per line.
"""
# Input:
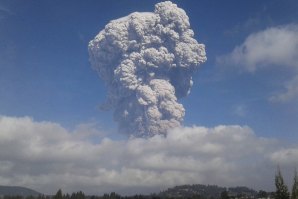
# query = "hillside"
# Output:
<box><xmin>0</xmin><ymin>186</ymin><xmax>41</xmax><ymax>197</ymax></box>
<box><xmin>159</xmin><ymin>184</ymin><xmax>257</xmax><ymax>199</ymax></box>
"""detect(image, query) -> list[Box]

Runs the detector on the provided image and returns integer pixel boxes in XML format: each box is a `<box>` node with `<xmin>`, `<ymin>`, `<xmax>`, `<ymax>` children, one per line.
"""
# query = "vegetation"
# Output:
<box><xmin>292</xmin><ymin>169</ymin><xmax>298</xmax><ymax>199</ymax></box>
<box><xmin>160</xmin><ymin>184</ymin><xmax>226</xmax><ymax>198</ymax></box>
<box><xmin>275</xmin><ymin>167</ymin><xmax>290</xmax><ymax>199</ymax></box>
<box><xmin>0</xmin><ymin>186</ymin><xmax>41</xmax><ymax>197</ymax></box>
<box><xmin>220</xmin><ymin>190</ymin><xmax>229</xmax><ymax>199</ymax></box>
<box><xmin>1</xmin><ymin>168</ymin><xmax>298</xmax><ymax>199</ymax></box>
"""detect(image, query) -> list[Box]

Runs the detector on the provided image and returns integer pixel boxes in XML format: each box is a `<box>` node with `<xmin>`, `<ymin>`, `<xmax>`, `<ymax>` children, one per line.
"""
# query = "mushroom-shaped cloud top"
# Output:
<box><xmin>89</xmin><ymin>1</ymin><xmax>207</xmax><ymax>137</ymax></box>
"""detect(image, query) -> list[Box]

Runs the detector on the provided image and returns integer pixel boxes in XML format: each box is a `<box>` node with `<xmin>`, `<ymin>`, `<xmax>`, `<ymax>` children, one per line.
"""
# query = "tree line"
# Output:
<box><xmin>274</xmin><ymin>168</ymin><xmax>298</xmax><ymax>199</ymax></box>
<box><xmin>1</xmin><ymin>168</ymin><xmax>298</xmax><ymax>199</ymax></box>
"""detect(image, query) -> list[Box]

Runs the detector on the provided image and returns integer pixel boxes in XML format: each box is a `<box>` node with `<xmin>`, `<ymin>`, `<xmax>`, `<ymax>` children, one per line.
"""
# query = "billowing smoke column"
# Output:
<box><xmin>88</xmin><ymin>1</ymin><xmax>206</xmax><ymax>137</ymax></box>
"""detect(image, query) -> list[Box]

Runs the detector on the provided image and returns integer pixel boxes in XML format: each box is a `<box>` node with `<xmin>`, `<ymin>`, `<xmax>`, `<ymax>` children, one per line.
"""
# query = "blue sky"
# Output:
<box><xmin>0</xmin><ymin>0</ymin><xmax>298</xmax><ymax>194</ymax></box>
<box><xmin>1</xmin><ymin>0</ymin><xmax>297</xmax><ymax>140</ymax></box>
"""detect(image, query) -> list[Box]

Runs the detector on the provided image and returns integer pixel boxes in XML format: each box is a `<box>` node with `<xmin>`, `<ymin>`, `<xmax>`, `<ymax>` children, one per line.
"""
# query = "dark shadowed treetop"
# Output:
<box><xmin>275</xmin><ymin>168</ymin><xmax>290</xmax><ymax>199</ymax></box>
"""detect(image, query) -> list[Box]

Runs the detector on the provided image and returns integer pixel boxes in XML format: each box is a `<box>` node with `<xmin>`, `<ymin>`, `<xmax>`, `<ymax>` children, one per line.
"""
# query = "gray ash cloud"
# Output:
<box><xmin>88</xmin><ymin>1</ymin><xmax>206</xmax><ymax>137</ymax></box>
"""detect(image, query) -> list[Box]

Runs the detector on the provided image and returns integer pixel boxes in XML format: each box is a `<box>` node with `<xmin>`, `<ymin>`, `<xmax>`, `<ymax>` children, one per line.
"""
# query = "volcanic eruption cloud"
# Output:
<box><xmin>88</xmin><ymin>1</ymin><xmax>207</xmax><ymax>137</ymax></box>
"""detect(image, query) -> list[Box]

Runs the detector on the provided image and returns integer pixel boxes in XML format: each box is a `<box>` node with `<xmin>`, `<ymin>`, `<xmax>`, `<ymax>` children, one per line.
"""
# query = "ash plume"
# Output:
<box><xmin>88</xmin><ymin>1</ymin><xmax>207</xmax><ymax>137</ymax></box>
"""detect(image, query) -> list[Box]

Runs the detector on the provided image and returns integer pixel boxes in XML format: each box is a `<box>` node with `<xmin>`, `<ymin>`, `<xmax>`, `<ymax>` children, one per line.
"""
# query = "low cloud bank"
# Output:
<box><xmin>0</xmin><ymin>116</ymin><xmax>297</xmax><ymax>195</ymax></box>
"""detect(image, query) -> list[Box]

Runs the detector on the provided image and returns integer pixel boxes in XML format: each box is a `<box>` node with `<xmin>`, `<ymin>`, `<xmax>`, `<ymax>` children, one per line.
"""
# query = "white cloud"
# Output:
<box><xmin>0</xmin><ymin>116</ymin><xmax>296</xmax><ymax>195</ymax></box>
<box><xmin>232</xmin><ymin>104</ymin><xmax>247</xmax><ymax>117</ymax></box>
<box><xmin>217</xmin><ymin>25</ymin><xmax>298</xmax><ymax>72</ymax></box>
<box><xmin>269</xmin><ymin>75</ymin><xmax>298</xmax><ymax>103</ymax></box>
<box><xmin>217</xmin><ymin>24</ymin><xmax>298</xmax><ymax>102</ymax></box>
<box><xmin>270</xmin><ymin>148</ymin><xmax>298</xmax><ymax>166</ymax></box>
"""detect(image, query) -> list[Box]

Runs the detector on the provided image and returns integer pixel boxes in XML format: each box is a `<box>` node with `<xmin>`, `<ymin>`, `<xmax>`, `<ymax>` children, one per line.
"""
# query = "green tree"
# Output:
<box><xmin>102</xmin><ymin>193</ymin><xmax>109</xmax><ymax>199</ymax></box>
<box><xmin>257</xmin><ymin>190</ymin><xmax>268</xmax><ymax>198</ymax></box>
<box><xmin>292</xmin><ymin>169</ymin><xmax>298</xmax><ymax>199</ymax></box>
<box><xmin>109</xmin><ymin>192</ymin><xmax>120</xmax><ymax>199</ymax></box>
<box><xmin>54</xmin><ymin>189</ymin><xmax>63</xmax><ymax>199</ymax></box>
<box><xmin>221</xmin><ymin>190</ymin><xmax>229</xmax><ymax>199</ymax></box>
<box><xmin>275</xmin><ymin>167</ymin><xmax>290</xmax><ymax>199</ymax></box>
<box><xmin>64</xmin><ymin>194</ymin><xmax>70</xmax><ymax>199</ymax></box>
<box><xmin>76</xmin><ymin>191</ymin><xmax>85</xmax><ymax>199</ymax></box>
<box><xmin>37</xmin><ymin>194</ymin><xmax>47</xmax><ymax>199</ymax></box>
